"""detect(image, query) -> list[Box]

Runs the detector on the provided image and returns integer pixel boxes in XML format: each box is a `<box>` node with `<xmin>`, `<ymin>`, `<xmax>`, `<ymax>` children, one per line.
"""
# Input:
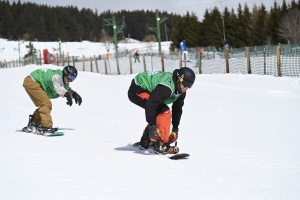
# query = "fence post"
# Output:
<box><xmin>129</xmin><ymin>54</ymin><xmax>132</xmax><ymax>74</ymax></box>
<box><xmin>90</xmin><ymin>57</ymin><xmax>93</xmax><ymax>72</ymax></box>
<box><xmin>276</xmin><ymin>46</ymin><xmax>281</xmax><ymax>77</ymax></box>
<box><xmin>161</xmin><ymin>52</ymin><xmax>165</xmax><ymax>72</ymax></box>
<box><xmin>82</xmin><ymin>55</ymin><xmax>85</xmax><ymax>71</ymax></box>
<box><xmin>56</xmin><ymin>53</ymin><xmax>59</xmax><ymax>66</ymax></box>
<box><xmin>179</xmin><ymin>51</ymin><xmax>182</xmax><ymax>68</ymax></box>
<box><xmin>263</xmin><ymin>48</ymin><xmax>266</xmax><ymax>75</ymax></box>
<box><xmin>72</xmin><ymin>56</ymin><xmax>75</xmax><ymax>66</ymax></box>
<box><xmin>198</xmin><ymin>51</ymin><xmax>202</xmax><ymax>74</ymax></box>
<box><xmin>62</xmin><ymin>51</ymin><xmax>65</xmax><ymax>66</ymax></box>
<box><xmin>225</xmin><ymin>48</ymin><xmax>229</xmax><ymax>73</ymax></box>
<box><xmin>94</xmin><ymin>55</ymin><xmax>99</xmax><ymax>73</ymax></box>
<box><xmin>103</xmin><ymin>57</ymin><xmax>107</xmax><ymax>75</ymax></box>
<box><xmin>143</xmin><ymin>55</ymin><xmax>146</xmax><ymax>72</ymax></box>
<box><xmin>245</xmin><ymin>47</ymin><xmax>251</xmax><ymax>74</ymax></box>
<box><xmin>116</xmin><ymin>58</ymin><xmax>120</xmax><ymax>75</ymax></box>
<box><xmin>67</xmin><ymin>52</ymin><xmax>70</xmax><ymax>65</ymax></box>
<box><xmin>39</xmin><ymin>51</ymin><xmax>42</xmax><ymax>65</ymax></box>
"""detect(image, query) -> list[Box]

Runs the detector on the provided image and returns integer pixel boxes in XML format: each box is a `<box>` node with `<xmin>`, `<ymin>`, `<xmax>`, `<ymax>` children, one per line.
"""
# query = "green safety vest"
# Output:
<box><xmin>134</xmin><ymin>71</ymin><xmax>180</xmax><ymax>104</ymax></box>
<box><xmin>30</xmin><ymin>68</ymin><xmax>69</xmax><ymax>99</ymax></box>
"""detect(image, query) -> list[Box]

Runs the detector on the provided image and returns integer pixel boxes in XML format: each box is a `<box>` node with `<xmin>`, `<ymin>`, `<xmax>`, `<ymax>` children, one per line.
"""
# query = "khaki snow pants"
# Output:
<box><xmin>23</xmin><ymin>76</ymin><xmax>53</xmax><ymax>128</ymax></box>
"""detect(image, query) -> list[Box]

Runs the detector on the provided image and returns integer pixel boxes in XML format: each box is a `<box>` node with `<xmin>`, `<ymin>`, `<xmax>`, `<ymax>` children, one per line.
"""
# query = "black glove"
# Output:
<box><xmin>149</xmin><ymin>125</ymin><xmax>159</xmax><ymax>142</ymax></box>
<box><xmin>172</xmin><ymin>128</ymin><xmax>179</xmax><ymax>135</ymax></box>
<box><xmin>72</xmin><ymin>92</ymin><xmax>82</xmax><ymax>106</ymax></box>
<box><xmin>64</xmin><ymin>92</ymin><xmax>73</xmax><ymax>106</ymax></box>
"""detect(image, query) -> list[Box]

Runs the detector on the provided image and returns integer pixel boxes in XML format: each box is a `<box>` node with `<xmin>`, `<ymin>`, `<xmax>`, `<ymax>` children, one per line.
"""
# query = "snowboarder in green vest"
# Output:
<box><xmin>22</xmin><ymin>66</ymin><xmax>82</xmax><ymax>135</ymax></box>
<box><xmin>128</xmin><ymin>67</ymin><xmax>196</xmax><ymax>154</ymax></box>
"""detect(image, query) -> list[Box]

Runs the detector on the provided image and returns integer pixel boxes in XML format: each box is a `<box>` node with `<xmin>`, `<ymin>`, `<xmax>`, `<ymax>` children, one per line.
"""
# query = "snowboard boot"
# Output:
<box><xmin>154</xmin><ymin>141</ymin><xmax>180</xmax><ymax>155</ymax></box>
<box><xmin>36</xmin><ymin>126</ymin><xmax>58</xmax><ymax>136</ymax></box>
<box><xmin>139</xmin><ymin>126</ymin><xmax>154</xmax><ymax>149</ymax></box>
<box><xmin>22</xmin><ymin>115</ymin><xmax>37</xmax><ymax>133</ymax></box>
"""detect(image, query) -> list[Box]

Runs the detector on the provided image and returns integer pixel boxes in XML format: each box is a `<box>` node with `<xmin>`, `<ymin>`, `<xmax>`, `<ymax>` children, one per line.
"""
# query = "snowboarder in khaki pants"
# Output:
<box><xmin>128</xmin><ymin>67</ymin><xmax>196</xmax><ymax>154</ymax></box>
<box><xmin>23</xmin><ymin>77</ymin><xmax>53</xmax><ymax>128</ymax></box>
<box><xmin>23</xmin><ymin>66</ymin><xmax>82</xmax><ymax>135</ymax></box>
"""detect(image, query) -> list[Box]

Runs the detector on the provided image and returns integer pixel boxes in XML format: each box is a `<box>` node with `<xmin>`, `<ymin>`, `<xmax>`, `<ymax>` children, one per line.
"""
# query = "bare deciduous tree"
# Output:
<box><xmin>143</xmin><ymin>34</ymin><xmax>157</xmax><ymax>52</ymax></box>
<box><xmin>278</xmin><ymin>9</ymin><xmax>300</xmax><ymax>44</ymax></box>
<box><xmin>100</xmin><ymin>29</ymin><xmax>113</xmax><ymax>52</ymax></box>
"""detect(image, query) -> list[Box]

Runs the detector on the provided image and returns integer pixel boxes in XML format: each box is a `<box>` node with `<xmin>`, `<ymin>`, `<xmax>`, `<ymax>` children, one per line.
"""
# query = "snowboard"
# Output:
<box><xmin>21</xmin><ymin>127</ymin><xmax>64</xmax><ymax>137</ymax></box>
<box><xmin>132</xmin><ymin>142</ymin><xmax>190</xmax><ymax>160</ymax></box>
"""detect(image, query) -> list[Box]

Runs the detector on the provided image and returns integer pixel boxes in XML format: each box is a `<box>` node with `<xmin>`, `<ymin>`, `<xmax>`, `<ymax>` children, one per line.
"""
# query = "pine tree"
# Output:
<box><xmin>202</xmin><ymin>7</ymin><xmax>224</xmax><ymax>47</ymax></box>
<box><xmin>250</xmin><ymin>4</ymin><xmax>268</xmax><ymax>45</ymax></box>
<box><xmin>1</xmin><ymin>2</ymin><xmax>15</xmax><ymax>39</ymax></box>
<box><xmin>222</xmin><ymin>7</ymin><xmax>236</xmax><ymax>47</ymax></box>
<box><xmin>170</xmin><ymin>16</ymin><xmax>184</xmax><ymax>48</ymax></box>
<box><xmin>182</xmin><ymin>12</ymin><xmax>201</xmax><ymax>47</ymax></box>
<box><xmin>35</xmin><ymin>16</ymin><xmax>48</xmax><ymax>41</ymax></box>
<box><xmin>266</xmin><ymin>1</ymin><xmax>283</xmax><ymax>44</ymax></box>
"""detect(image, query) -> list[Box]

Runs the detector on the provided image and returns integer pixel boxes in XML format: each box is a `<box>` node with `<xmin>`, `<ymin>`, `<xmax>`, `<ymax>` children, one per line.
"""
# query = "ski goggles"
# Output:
<box><xmin>67</xmin><ymin>74</ymin><xmax>76</xmax><ymax>82</ymax></box>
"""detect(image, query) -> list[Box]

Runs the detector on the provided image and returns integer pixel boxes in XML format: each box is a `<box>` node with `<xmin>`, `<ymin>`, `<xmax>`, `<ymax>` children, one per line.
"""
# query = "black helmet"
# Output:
<box><xmin>176</xmin><ymin>67</ymin><xmax>196</xmax><ymax>88</ymax></box>
<box><xmin>63</xmin><ymin>66</ymin><xmax>77</xmax><ymax>82</ymax></box>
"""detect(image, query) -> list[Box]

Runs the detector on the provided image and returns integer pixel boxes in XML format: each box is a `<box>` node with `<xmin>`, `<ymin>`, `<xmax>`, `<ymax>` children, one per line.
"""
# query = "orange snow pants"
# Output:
<box><xmin>136</xmin><ymin>92</ymin><xmax>171</xmax><ymax>143</ymax></box>
<box><xmin>23</xmin><ymin>76</ymin><xmax>53</xmax><ymax>128</ymax></box>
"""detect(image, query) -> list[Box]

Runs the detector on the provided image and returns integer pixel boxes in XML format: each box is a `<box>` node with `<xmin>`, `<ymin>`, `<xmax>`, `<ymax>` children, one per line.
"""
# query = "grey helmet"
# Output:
<box><xmin>63</xmin><ymin>66</ymin><xmax>77</xmax><ymax>82</ymax></box>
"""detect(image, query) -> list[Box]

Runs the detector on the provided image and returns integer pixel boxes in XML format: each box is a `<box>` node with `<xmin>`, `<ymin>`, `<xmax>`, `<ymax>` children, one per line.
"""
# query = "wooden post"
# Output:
<box><xmin>72</xmin><ymin>56</ymin><xmax>75</xmax><ymax>66</ymax></box>
<box><xmin>276</xmin><ymin>46</ymin><xmax>281</xmax><ymax>76</ymax></box>
<box><xmin>82</xmin><ymin>55</ymin><xmax>85</xmax><ymax>71</ymax></box>
<box><xmin>56</xmin><ymin>53</ymin><xmax>59</xmax><ymax>66</ymax></box>
<box><xmin>62</xmin><ymin>51</ymin><xmax>65</xmax><ymax>66</ymax></box>
<box><xmin>116</xmin><ymin>58</ymin><xmax>120</xmax><ymax>75</ymax></box>
<box><xmin>129</xmin><ymin>54</ymin><xmax>132</xmax><ymax>74</ymax></box>
<box><xmin>225</xmin><ymin>47</ymin><xmax>229</xmax><ymax>73</ymax></box>
<box><xmin>245</xmin><ymin>47</ymin><xmax>251</xmax><ymax>74</ymax></box>
<box><xmin>104</xmin><ymin>59</ymin><xmax>108</xmax><ymax>75</ymax></box>
<box><xmin>90</xmin><ymin>57</ymin><xmax>93</xmax><ymax>72</ymax></box>
<box><xmin>179</xmin><ymin>51</ymin><xmax>182</xmax><ymax>68</ymax></box>
<box><xmin>198</xmin><ymin>52</ymin><xmax>202</xmax><ymax>74</ymax></box>
<box><xmin>94</xmin><ymin>55</ymin><xmax>99</xmax><ymax>73</ymax></box>
<box><xmin>161</xmin><ymin>52</ymin><xmax>165</xmax><ymax>72</ymax></box>
<box><xmin>143</xmin><ymin>55</ymin><xmax>146</xmax><ymax>72</ymax></box>
<box><xmin>67</xmin><ymin>52</ymin><xmax>70</xmax><ymax>65</ymax></box>
<box><xmin>263</xmin><ymin>48</ymin><xmax>266</xmax><ymax>75</ymax></box>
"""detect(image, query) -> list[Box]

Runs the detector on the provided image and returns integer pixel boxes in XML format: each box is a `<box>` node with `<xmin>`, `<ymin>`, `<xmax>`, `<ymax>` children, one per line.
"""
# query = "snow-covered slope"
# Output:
<box><xmin>0</xmin><ymin>64</ymin><xmax>300</xmax><ymax>199</ymax></box>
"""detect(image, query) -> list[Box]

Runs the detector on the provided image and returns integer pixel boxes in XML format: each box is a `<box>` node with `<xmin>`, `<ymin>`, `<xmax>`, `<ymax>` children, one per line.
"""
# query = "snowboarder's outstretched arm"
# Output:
<box><xmin>52</xmin><ymin>74</ymin><xmax>68</xmax><ymax>97</ymax></box>
<box><xmin>52</xmin><ymin>74</ymin><xmax>82</xmax><ymax>106</ymax></box>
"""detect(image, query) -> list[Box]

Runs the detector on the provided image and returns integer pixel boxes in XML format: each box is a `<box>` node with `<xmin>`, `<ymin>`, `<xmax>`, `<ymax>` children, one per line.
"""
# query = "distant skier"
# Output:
<box><xmin>22</xmin><ymin>66</ymin><xmax>82</xmax><ymax>135</ymax></box>
<box><xmin>134</xmin><ymin>50</ymin><xmax>140</xmax><ymax>63</ymax></box>
<box><xmin>128</xmin><ymin>67</ymin><xmax>196</xmax><ymax>154</ymax></box>
<box><xmin>180</xmin><ymin>39</ymin><xmax>190</xmax><ymax>62</ymax></box>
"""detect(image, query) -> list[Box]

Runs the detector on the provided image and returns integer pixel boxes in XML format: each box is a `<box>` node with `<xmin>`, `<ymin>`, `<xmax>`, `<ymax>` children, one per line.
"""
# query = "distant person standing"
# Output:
<box><xmin>225</xmin><ymin>43</ymin><xmax>230</xmax><ymax>49</ymax></box>
<box><xmin>180</xmin><ymin>39</ymin><xmax>190</xmax><ymax>62</ymax></box>
<box><xmin>134</xmin><ymin>50</ymin><xmax>140</xmax><ymax>63</ymax></box>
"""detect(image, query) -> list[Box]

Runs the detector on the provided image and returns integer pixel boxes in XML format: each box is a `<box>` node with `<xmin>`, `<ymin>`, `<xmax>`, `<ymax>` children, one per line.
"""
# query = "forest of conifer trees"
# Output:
<box><xmin>0</xmin><ymin>0</ymin><xmax>299</xmax><ymax>49</ymax></box>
